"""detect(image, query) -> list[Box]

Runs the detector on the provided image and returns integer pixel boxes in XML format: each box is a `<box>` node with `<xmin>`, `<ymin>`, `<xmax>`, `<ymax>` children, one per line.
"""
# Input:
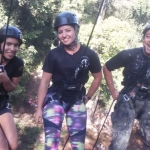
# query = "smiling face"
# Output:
<box><xmin>57</xmin><ymin>25</ymin><xmax>76</xmax><ymax>46</ymax></box>
<box><xmin>1</xmin><ymin>37</ymin><xmax>19</xmax><ymax>60</ymax></box>
<box><xmin>143</xmin><ymin>30</ymin><xmax>150</xmax><ymax>56</ymax></box>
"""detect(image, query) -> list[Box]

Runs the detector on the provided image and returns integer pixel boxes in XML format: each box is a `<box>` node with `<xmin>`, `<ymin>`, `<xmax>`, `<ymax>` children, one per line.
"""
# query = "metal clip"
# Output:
<box><xmin>123</xmin><ymin>94</ymin><xmax>130</xmax><ymax>101</ymax></box>
<box><xmin>141</xmin><ymin>85</ymin><xmax>148</xmax><ymax>90</ymax></box>
<box><xmin>67</xmin><ymin>86</ymin><xmax>76</xmax><ymax>90</ymax></box>
<box><xmin>48</xmin><ymin>93</ymin><xmax>56</xmax><ymax>101</ymax></box>
<box><xmin>6</xmin><ymin>103</ymin><xmax>11</xmax><ymax>109</ymax></box>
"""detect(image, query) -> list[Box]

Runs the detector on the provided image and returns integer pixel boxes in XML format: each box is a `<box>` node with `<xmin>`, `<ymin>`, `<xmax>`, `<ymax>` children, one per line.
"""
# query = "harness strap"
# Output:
<box><xmin>123</xmin><ymin>86</ymin><xmax>140</xmax><ymax>110</ymax></box>
<box><xmin>43</xmin><ymin>93</ymin><xmax>58</xmax><ymax>108</ymax></box>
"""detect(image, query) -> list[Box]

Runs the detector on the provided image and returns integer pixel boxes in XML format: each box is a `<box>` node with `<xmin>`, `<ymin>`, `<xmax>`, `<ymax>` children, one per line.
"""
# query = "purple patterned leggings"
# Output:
<box><xmin>43</xmin><ymin>98</ymin><xmax>87</xmax><ymax>150</ymax></box>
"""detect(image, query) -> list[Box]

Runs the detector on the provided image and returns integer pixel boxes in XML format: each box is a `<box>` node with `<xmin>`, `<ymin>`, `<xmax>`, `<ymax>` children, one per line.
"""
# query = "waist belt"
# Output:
<box><xmin>63</xmin><ymin>83</ymin><xmax>83</xmax><ymax>91</ymax></box>
<box><xmin>123</xmin><ymin>85</ymin><xmax>150</xmax><ymax>110</ymax></box>
<box><xmin>43</xmin><ymin>92</ymin><xmax>80</xmax><ymax>113</ymax></box>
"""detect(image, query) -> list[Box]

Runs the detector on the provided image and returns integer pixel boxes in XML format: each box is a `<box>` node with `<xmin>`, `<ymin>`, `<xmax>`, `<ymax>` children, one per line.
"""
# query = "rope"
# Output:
<box><xmin>83</xmin><ymin>0</ymin><xmax>106</xmax><ymax>55</ymax></box>
<box><xmin>62</xmin><ymin>135</ymin><xmax>69</xmax><ymax>150</ymax></box>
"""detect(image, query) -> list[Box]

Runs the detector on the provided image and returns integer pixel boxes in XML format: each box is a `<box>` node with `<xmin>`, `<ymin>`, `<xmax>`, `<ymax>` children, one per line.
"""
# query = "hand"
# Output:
<box><xmin>0</xmin><ymin>70</ymin><xmax>9</xmax><ymax>83</ymax></box>
<box><xmin>111</xmin><ymin>89</ymin><xmax>119</xmax><ymax>101</ymax></box>
<box><xmin>35</xmin><ymin>108</ymin><xmax>43</xmax><ymax>124</ymax></box>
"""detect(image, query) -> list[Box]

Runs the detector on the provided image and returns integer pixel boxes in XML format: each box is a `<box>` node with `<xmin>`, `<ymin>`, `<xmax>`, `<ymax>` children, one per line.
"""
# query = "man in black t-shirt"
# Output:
<box><xmin>103</xmin><ymin>23</ymin><xmax>150</xmax><ymax>150</ymax></box>
<box><xmin>0</xmin><ymin>26</ymin><xmax>24</xmax><ymax>150</ymax></box>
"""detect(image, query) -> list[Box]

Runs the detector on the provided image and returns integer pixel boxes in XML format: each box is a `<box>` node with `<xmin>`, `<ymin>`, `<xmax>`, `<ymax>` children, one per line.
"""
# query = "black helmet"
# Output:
<box><xmin>54</xmin><ymin>11</ymin><xmax>79</xmax><ymax>31</ymax></box>
<box><xmin>143</xmin><ymin>23</ymin><xmax>150</xmax><ymax>35</ymax></box>
<box><xmin>0</xmin><ymin>25</ymin><xmax>23</xmax><ymax>45</ymax></box>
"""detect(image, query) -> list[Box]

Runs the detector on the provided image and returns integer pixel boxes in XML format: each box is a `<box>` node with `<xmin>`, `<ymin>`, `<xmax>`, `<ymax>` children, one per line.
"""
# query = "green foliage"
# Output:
<box><xmin>0</xmin><ymin>3</ymin><xmax>7</xmax><ymax>27</ymax></box>
<box><xmin>17</xmin><ymin>45</ymin><xmax>38</xmax><ymax>71</ymax></box>
<box><xmin>21</xmin><ymin>126</ymin><xmax>41</xmax><ymax>143</ymax></box>
<box><xmin>79</xmin><ymin>16</ymin><xmax>141</xmax><ymax>65</ymax></box>
<box><xmin>131</xmin><ymin>0</ymin><xmax>150</xmax><ymax>26</ymax></box>
<box><xmin>105</xmin><ymin>0</ymin><xmax>132</xmax><ymax>20</ymax></box>
<box><xmin>9</xmin><ymin>85</ymin><xmax>26</xmax><ymax>109</ymax></box>
<box><xmin>18</xmin><ymin>126</ymin><xmax>42</xmax><ymax>150</ymax></box>
<box><xmin>100</xmin><ymin>79</ymin><xmax>111</xmax><ymax>105</ymax></box>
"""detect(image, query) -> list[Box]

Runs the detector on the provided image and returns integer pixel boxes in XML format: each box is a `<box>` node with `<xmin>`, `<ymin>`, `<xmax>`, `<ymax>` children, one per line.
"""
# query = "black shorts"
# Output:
<box><xmin>0</xmin><ymin>107</ymin><xmax>11</xmax><ymax>116</ymax></box>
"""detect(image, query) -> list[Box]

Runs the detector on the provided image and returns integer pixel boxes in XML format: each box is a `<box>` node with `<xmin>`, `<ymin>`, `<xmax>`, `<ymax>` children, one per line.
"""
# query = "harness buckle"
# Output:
<box><xmin>123</xmin><ymin>94</ymin><xmax>131</xmax><ymax>101</ymax></box>
<box><xmin>6</xmin><ymin>103</ymin><xmax>11</xmax><ymax>109</ymax></box>
<box><xmin>48</xmin><ymin>93</ymin><xmax>57</xmax><ymax>101</ymax></box>
<box><xmin>141</xmin><ymin>85</ymin><xmax>148</xmax><ymax>90</ymax></box>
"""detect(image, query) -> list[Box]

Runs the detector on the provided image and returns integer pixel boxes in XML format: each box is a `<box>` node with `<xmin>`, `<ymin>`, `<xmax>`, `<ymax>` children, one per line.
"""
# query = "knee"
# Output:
<box><xmin>8</xmin><ymin>137</ymin><xmax>18</xmax><ymax>150</ymax></box>
<box><xmin>9</xmin><ymin>142</ymin><xmax>18</xmax><ymax>150</ymax></box>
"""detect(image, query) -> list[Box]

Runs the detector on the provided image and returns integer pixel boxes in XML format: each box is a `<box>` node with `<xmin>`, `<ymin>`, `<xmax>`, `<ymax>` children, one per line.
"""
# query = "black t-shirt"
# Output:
<box><xmin>106</xmin><ymin>47</ymin><xmax>150</xmax><ymax>93</ymax></box>
<box><xmin>43</xmin><ymin>44</ymin><xmax>101</xmax><ymax>85</ymax></box>
<box><xmin>43</xmin><ymin>44</ymin><xmax>101</xmax><ymax>101</ymax></box>
<box><xmin>5</xmin><ymin>56</ymin><xmax>24</xmax><ymax>78</ymax></box>
<box><xmin>0</xmin><ymin>56</ymin><xmax>24</xmax><ymax>99</ymax></box>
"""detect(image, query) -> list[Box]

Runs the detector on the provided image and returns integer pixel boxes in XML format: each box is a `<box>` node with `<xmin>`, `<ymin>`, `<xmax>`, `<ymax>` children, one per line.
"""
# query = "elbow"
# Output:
<box><xmin>94</xmin><ymin>71</ymin><xmax>102</xmax><ymax>85</ymax></box>
<box><xmin>103</xmin><ymin>64</ymin><xmax>111</xmax><ymax>77</ymax></box>
<box><xmin>102</xmin><ymin>64</ymin><xmax>107</xmax><ymax>74</ymax></box>
<box><xmin>7</xmin><ymin>86</ymin><xmax>17</xmax><ymax>92</ymax></box>
<box><xmin>99</xmin><ymin>74</ymin><xmax>102</xmax><ymax>85</ymax></box>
